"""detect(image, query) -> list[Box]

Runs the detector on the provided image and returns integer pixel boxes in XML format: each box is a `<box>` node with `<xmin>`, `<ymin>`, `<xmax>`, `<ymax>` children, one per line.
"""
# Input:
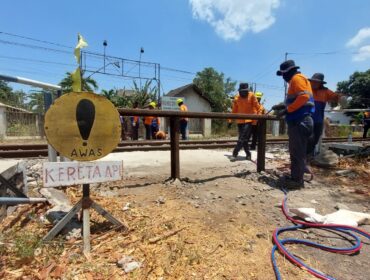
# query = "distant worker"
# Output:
<box><xmin>177</xmin><ymin>98</ymin><xmax>188</xmax><ymax>140</ymax></box>
<box><xmin>308</xmin><ymin>73</ymin><xmax>340</xmax><ymax>154</ymax></box>
<box><xmin>250</xmin><ymin>91</ymin><xmax>266</xmax><ymax>150</ymax></box>
<box><xmin>273</xmin><ymin>60</ymin><xmax>315</xmax><ymax>189</ymax></box>
<box><xmin>155</xmin><ymin>130</ymin><xmax>167</xmax><ymax>140</ymax></box>
<box><xmin>144</xmin><ymin>101</ymin><xmax>160</xmax><ymax>140</ymax></box>
<box><xmin>119</xmin><ymin>115</ymin><xmax>127</xmax><ymax>141</ymax></box>
<box><xmin>130</xmin><ymin>101</ymin><xmax>140</xmax><ymax>140</ymax></box>
<box><xmin>228</xmin><ymin>83</ymin><xmax>259</xmax><ymax>160</ymax></box>
<box><xmin>363</xmin><ymin>110</ymin><xmax>370</xmax><ymax>138</ymax></box>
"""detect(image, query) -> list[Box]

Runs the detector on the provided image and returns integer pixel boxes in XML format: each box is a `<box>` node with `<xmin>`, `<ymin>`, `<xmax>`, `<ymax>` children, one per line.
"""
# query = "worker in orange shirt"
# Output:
<box><xmin>308</xmin><ymin>73</ymin><xmax>340</xmax><ymax>154</ymax></box>
<box><xmin>143</xmin><ymin>101</ymin><xmax>160</xmax><ymax>140</ymax></box>
<box><xmin>177</xmin><ymin>98</ymin><xmax>188</xmax><ymax>140</ymax></box>
<box><xmin>228</xmin><ymin>83</ymin><xmax>260</xmax><ymax>160</ymax></box>
<box><xmin>250</xmin><ymin>91</ymin><xmax>266</xmax><ymax>150</ymax></box>
<box><xmin>130</xmin><ymin>101</ymin><xmax>140</xmax><ymax>140</ymax></box>
<box><xmin>273</xmin><ymin>60</ymin><xmax>315</xmax><ymax>189</ymax></box>
<box><xmin>363</xmin><ymin>110</ymin><xmax>370</xmax><ymax>138</ymax></box>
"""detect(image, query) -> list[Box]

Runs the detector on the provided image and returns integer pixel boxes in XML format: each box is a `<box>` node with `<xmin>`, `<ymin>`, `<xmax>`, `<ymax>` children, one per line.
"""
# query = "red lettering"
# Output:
<box><xmin>105</xmin><ymin>166</ymin><xmax>112</xmax><ymax>178</ymax></box>
<box><xmin>78</xmin><ymin>166</ymin><xmax>85</xmax><ymax>180</ymax></box>
<box><xmin>93</xmin><ymin>166</ymin><xmax>101</xmax><ymax>178</ymax></box>
<box><xmin>67</xmin><ymin>167</ymin><xmax>76</xmax><ymax>181</ymax></box>
<box><xmin>45</xmin><ymin>168</ymin><xmax>55</xmax><ymax>183</ymax></box>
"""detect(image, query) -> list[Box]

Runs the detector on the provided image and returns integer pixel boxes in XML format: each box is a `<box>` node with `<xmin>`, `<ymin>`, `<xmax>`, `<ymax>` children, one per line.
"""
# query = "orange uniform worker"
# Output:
<box><xmin>228</xmin><ymin>83</ymin><xmax>260</xmax><ymax>160</ymax></box>
<box><xmin>177</xmin><ymin>98</ymin><xmax>188</xmax><ymax>140</ymax></box>
<box><xmin>250</xmin><ymin>91</ymin><xmax>266</xmax><ymax>150</ymax></box>
<box><xmin>143</xmin><ymin>101</ymin><xmax>160</xmax><ymax>140</ymax></box>
<box><xmin>308</xmin><ymin>73</ymin><xmax>340</xmax><ymax>154</ymax></box>
<box><xmin>274</xmin><ymin>60</ymin><xmax>315</xmax><ymax>189</ymax></box>
<box><xmin>130</xmin><ymin>101</ymin><xmax>140</xmax><ymax>140</ymax></box>
<box><xmin>363</xmin><ymin>111</ymin><xmax>370</xmax><ymax>138</ymax></box>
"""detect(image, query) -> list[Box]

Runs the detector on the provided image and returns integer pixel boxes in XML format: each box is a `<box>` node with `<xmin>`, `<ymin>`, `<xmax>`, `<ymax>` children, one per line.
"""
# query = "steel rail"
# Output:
<box><xmin>0</xmin><ymin>137</ymin><xmax>363</xmax><ymax>151</ymax></box>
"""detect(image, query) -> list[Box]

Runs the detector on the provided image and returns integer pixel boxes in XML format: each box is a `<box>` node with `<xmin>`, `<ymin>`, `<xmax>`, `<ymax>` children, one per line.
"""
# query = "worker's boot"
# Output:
<box><xmin>278</xmin><ymin>176</ymin><xmax>304</xmax><ymax>190</ymax></box>
<box><xmin>246</xmin><ymin>151</ymin><xmax>251</xmax><ymax>161</ymax></box>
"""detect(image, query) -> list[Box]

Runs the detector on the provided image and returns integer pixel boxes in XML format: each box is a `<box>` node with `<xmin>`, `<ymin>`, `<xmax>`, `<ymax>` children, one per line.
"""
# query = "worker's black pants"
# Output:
<box><xmin>363</xmin><ymin>121</ymin><xmax>370</xmax><ymax>138</ymax></box>
<box><xmin>233</xmin><ymin>123</ymin><xmax>252</xmax><ymax>157</ymax></box>
<box><xmin>145</xmin><ymin>124</ymin><xmax>152</xmax><ymax>140</ymax></box>
<box><xmin>180</xmin><ymin>119</ymin><xmax>188</xmax><ymax>140</ymax></box>
<box><xmin>131</xmin><ymin>124</ymin><xmax>139</xmax><ymax>140</ymax></box>
<box><xmin>307</xmin><ymin>122</ymin><xmax>323</xmax><ymax>156</ymax></box>
<box><xmin>250</xmin><ymin>124</ymin><xmax>258</xmax><ymax>149</ymax></box>
<box><xmin>288</xmin><ymin>116</ymin><xmax>313</xmax><ymax>184</ymax></box>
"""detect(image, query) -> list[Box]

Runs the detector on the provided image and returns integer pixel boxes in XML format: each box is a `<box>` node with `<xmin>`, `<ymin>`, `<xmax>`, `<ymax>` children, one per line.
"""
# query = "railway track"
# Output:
<box><xmin>0</xmin><ymin>137</ymin><xmax>365</xmax><ymax>158</ymax></box>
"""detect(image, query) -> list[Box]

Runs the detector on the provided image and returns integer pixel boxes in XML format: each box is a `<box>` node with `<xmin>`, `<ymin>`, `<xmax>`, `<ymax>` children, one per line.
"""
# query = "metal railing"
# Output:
<box><xmin>118</xmin><ymin>108</ymin><xmax>278</xmax><ymax>179</ymax></box>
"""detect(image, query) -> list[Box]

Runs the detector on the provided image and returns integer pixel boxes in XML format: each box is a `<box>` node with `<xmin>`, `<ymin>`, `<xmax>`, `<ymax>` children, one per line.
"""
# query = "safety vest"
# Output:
<box><xmin>285</xmin><ymin>91</ymin><xmax>315</xmax><ymax>122</ymax></box>
<box><xmin>130</xmin><ymin>116</ymin><xmax>139</xmax><ymax>126</ymax></box>
<box><xmin>364</xmin><ymin>112</ymin><xmax>370</xmax><ymax>122</ymax></box>
<box><xmin>285</xmin><ymin>74</ymin><xmax>315</xmax><ymax>123</ymax></box>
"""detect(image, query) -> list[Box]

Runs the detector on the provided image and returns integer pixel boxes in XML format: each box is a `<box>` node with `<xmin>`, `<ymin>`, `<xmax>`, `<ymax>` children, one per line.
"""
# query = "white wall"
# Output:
<box><xmin>0</xmin><ymin>107</ymin><xmax>7</xmax><ymax>138</ymax></box>
<box><xmin>165</xmin><ymin>88</ymin><xmax>212</xmax><ymax>136</ymax></box>
<box><xmin>325</xmin><ymin>111</ymin><xmax>351</xmax><ymax>125</ymax></box>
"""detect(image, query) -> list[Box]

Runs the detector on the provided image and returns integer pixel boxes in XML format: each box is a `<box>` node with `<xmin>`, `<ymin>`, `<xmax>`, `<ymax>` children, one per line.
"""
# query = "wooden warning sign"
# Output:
<box><xmin>44</xmin><ymin>92</ymin><xmax>121</xmax><ymax>161</ymax></box>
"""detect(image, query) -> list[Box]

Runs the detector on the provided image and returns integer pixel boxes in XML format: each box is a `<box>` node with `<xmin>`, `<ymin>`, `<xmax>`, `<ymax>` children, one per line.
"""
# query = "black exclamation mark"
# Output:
<box><xmin>76</xmin><ymin>99</ymin><xmax>95</xmax><ymax>146</ymax></box>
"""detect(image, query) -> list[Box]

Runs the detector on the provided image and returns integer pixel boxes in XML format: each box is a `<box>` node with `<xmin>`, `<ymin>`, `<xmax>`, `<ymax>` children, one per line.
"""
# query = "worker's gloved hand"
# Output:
<box><xmin>271</xmin><ymin>103</ymin><xmax>286</xmax><ymax>111</ymax></box>
<box><xmin>276</xmin><ymin>109</ymin><xmax>287</xmax><ymax>118</ymax></box>
<box><xmin>227</xmin><ymin>123</ymin><xmax>232</xmax><ymax>129</ymax></box>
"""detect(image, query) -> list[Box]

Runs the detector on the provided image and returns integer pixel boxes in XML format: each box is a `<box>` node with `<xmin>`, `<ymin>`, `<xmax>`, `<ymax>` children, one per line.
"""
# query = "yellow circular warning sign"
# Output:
<box><xmin>45</xmin><ymin>92</ymin><xmax>121</xmax><ymax>161</ymax></box>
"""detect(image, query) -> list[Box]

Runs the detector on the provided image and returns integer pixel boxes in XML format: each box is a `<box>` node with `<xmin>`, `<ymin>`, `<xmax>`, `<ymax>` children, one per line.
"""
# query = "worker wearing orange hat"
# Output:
<box><xmin>144</xmin><ymin>101</ymin><xmax>160</xmax><ymax>140</ymax></box>
<box><xmin>273</xmin><ymin>60</ymin><xmax>315</xmax><ymax>189</ymax></box>
<box><xmin>308</xmin><ymin>73</ymin><xmax>341</xmax><ymax>154</ymax></box>
<box><xmin>228</xmin><ymin>83</ymin><xmax>260</xmax><ymax>160</ymax></box>
<box><xmin>364</xmin><ymin>110</ymin><xmax>370</xmax><ymax>138</ymax></box>
<box><xmin>177</xmin><ymin>98</ymin><xmax>188</xmax><ymax>140</ymax></box>
<box><xmin>250</xmin><ymin>91</ymin><xmax>266</xmax><ymax>150</ymax></box>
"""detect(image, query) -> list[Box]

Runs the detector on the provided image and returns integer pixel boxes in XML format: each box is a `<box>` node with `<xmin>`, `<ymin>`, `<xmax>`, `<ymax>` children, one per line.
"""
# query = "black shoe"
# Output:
<box><xmin>246</xmin><ymin>151</ymin><xmax>251</xmax><ymax>160</ymax></box>
<box><xmin>282</xmin><ymin>177</ymin><xmax>304</xmax><ymax>189</ymax></box>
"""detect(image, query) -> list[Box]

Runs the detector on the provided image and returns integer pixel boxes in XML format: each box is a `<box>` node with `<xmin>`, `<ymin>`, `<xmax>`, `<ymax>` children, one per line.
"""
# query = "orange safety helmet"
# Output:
<box><xmin>155</xmin><ymin>130</ymin><xmax>166</xmax><ymax>140</ymax></box>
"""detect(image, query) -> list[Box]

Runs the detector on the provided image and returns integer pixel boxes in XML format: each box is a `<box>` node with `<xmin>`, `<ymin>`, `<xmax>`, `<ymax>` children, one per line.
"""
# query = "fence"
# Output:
<box><xmin>118</xmin><ymin>108</ymin><xmax>278</xmax><ymax>179</ymax></box>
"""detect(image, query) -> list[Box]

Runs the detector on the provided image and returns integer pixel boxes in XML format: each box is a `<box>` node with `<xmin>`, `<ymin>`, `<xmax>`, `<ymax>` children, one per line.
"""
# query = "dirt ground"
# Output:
<box><xmin>0</xmin><ymin>146</ymin><xmax>369</xmax><ymax>280</ymax></box>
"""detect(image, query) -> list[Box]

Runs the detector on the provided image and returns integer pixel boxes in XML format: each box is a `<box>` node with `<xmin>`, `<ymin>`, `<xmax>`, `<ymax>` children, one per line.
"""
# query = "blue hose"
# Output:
<box><xmin>271</xmin><ymin>189</ymin><xmax>370</xmax><ymax>280</ymax></box>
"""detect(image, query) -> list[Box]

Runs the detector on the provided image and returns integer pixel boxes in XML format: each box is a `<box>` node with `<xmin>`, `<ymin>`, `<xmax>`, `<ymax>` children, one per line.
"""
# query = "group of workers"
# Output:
<box><xmin>229</xmin><ymin>59</ymin><xmax>367</xmax><ymax>189</ymax></box>
<box><xmin>126</xmin><ymin>60</ymin><xmax>369</xmax><ymax>190</ymax></box>
<box><xmin>127</xmin><ymin>98</ymin><xmax>188</xmax><ymax>141</ymax></box>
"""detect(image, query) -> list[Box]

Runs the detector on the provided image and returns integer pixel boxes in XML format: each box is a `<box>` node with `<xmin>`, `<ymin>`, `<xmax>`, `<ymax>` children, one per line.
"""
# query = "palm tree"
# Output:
<box><xmin>131</xmin><ymin>80</ymin><xmax>157</xmax><ymax>107</ymax></box>
<box><xmin>28</xmin><ymin>90</ymin><xmax>46</xmax><ymax>114</ymax></box>
<box><xmin>59</xmin><ymin>72</ymin><xmax>98</xmax><ymax>93</ymax></box>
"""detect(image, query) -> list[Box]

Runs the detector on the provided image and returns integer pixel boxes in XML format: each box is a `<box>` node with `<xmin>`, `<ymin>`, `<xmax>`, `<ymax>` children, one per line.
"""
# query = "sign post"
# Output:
<box><xmin>42</xmin><ymin>92</ymin><xmax>127</xmax><ymax>254</ymax></box>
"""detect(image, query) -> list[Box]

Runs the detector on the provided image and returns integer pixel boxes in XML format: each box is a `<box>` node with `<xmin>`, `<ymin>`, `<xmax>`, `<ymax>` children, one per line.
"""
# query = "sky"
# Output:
<box><xmin>0</xmin><ymin>0</ymin><xmax>369</xmax><ymax>109</ymax></box>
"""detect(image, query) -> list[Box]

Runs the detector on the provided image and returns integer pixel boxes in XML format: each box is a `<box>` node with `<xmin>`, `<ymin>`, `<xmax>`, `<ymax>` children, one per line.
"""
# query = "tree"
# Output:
<box><xmin>193</xmin><ymin>67</ymin><xmax>236</xmax><ymax>112</ymax></box>
<box><xmin>0</xmin><ymin>80</ymin><xmax>13</xmax><ymax>104</ymax></box>
<box><xmin>131</xmin><ymin>80</ymin><xmax>157</xmax><ymax>107</ymax></box>
<box><xmin>28</xmin><ymin>90</ymin><xmax>45</xmax><ymax>114</ymax></box>
<box><xmin>337</xmin><ymin>69</ymin><xmax>370</xmax><ymax>109</ymax></box>
<box><xmin>101</xmin><ymin>89</ymin><xmax>131</xmax><ymax>107</ymax></box>
<box><xmin>59</xmin><ymin>72</ymin><xmax>98</xmax><ymax>93</ymax></box>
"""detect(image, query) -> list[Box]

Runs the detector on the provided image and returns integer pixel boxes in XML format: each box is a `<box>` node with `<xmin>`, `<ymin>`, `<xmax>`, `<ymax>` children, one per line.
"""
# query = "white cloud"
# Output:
<box><xmin>352</xmin><ymin>45</ymin><xmax>370</xmax><ymax>62</ymax></box>
<box><xmin>189</xmin><ymin>0</ymin><xmax>280</xmax><ymax>41</ymax></box>
<box><xmin>346</xmin><ymin>27</ymin><xmax>370</xmax><ymax>48</ymax></box>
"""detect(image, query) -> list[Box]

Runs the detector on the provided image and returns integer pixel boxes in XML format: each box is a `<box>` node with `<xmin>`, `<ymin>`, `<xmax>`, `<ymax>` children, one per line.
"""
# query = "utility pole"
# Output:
<box><xmin>103</xmin><ymin>40</ymin><xmax>108</xmax><ymax>73</ymax></box>
<box><xmin>139</xmin><ymin>47</ymin><xmax>144</xmax><ymax>90</ymax></box>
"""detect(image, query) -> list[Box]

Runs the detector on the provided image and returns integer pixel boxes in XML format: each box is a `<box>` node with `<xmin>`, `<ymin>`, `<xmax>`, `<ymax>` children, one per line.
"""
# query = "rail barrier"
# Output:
<box><xmin>118</xmin><ymin>109</ymin><xmax>277</xmax><ymax>179</ymax></box>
